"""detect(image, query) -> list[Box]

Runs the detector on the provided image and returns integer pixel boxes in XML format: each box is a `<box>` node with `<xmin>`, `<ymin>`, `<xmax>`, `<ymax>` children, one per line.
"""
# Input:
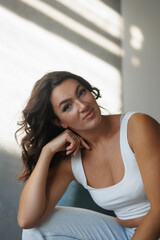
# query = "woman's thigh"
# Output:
<box><xmin>22</xmin><ymin>206</ymin><xmax>134</xmax><ymax>240</ymax></box>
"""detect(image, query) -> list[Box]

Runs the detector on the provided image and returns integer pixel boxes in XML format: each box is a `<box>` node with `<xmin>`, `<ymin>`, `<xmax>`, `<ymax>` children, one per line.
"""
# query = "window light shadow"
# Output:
<box><xmin>0</xmin><ymin>0</ymin><xmax>123</xmax><ymax>152</ymax></box>
<box><xmin>130</xmin><ymin>25</ymin><xmax>144</xmax><ymax>50</ymax></box>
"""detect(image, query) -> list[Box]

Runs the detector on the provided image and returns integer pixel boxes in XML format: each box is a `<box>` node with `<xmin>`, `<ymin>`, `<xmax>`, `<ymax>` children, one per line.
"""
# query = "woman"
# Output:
<box><xmin>16</xmin><ymin>71</ymin><xmax>160</xmax><ymax>240</ymax></box>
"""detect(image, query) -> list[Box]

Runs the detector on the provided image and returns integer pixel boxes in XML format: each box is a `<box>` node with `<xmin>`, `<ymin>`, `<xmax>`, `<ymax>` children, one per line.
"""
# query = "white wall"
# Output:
<box><xmin>122</xmin><ymin>0</ymin><xmax>160</xmax><ymax>122</ymax></box>
<box><xmin>0</xmin><ymin>0</ymin><xmax>122</xmax><ymax>153</ymax></box>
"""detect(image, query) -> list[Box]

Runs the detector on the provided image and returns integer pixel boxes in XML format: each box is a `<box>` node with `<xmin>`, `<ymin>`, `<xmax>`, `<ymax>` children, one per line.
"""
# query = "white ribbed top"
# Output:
<box><xmin>71</xmin><ymin>112</ymin><xmax>150</xmax><ymax>220</ymax></box>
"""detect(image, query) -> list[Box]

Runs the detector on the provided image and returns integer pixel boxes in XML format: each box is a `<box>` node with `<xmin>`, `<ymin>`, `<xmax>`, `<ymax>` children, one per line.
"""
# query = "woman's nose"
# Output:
<box><xmin>77</xmin><ymin>100</ymin><xmax>88</xmax><ymax>112</ymax></box>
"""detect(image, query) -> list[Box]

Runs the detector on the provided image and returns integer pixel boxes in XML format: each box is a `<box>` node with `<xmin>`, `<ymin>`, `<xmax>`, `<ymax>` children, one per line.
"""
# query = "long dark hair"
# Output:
<box><xmin>15</xmin><ymin>71</ymin><xmax>101</xmax><ymax>182</ymax></box>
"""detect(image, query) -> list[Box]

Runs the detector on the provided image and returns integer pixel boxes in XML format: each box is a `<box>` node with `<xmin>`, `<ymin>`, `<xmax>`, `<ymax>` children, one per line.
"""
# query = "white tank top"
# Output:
<box><xmin>71</xmin><ymin>112</ymin><xmax>151</xmax><ymax>220</ymax></box>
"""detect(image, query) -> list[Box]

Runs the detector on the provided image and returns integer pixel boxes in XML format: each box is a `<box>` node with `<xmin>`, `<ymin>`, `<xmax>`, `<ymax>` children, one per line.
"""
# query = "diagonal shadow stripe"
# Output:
<box><xmin>43</xmin><ymin>0</ymin><xmax>122</xmax><ymax>44</ymax></box>
<box><xmin>0</xmin><ymin>0</ymin><xmax>122</xmax><ymax>70</ymax></box>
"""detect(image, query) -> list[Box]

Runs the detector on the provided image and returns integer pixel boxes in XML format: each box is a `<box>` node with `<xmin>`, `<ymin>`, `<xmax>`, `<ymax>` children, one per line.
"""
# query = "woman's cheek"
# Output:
<box><xmin>71</xmin><ymin>107</ymin><xmax>79</xmax><ymax>120</ymax></box>
<box><xmin>64</xmin><ymin>107</ymin><xmax>78</xmax><ymax>122</ymax></box>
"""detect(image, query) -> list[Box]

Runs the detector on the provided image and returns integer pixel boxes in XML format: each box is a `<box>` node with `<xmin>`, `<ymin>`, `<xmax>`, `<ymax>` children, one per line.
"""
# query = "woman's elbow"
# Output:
<box><xmin>17</xmin><ymin>214</ymin><xmax>37</xmax><ymax>229</ymax></box>
<box><xmin>18</xmin><ymin>218</ymin><xmax>32</xmax><ymax>229</ymax></box>
<box><xmin>150</xmin><ymin>205</ymin><xmax>160</xmax><ymax>221</ymax></box>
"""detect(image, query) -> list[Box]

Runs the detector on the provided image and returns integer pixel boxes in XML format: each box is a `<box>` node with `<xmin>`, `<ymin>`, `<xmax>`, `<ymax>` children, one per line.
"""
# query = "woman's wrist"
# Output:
<box><xmin>41</xmin><ymin>144</ymin><xmax>56</xmax><ymax>160</ymax></box>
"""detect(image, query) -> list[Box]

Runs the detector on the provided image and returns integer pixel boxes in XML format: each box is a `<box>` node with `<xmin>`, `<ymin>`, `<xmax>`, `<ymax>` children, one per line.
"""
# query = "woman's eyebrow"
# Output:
<box><xmin>59</xmin><ymin>84</ymin><xmax>82</xmax><ymax>108</ymax></box>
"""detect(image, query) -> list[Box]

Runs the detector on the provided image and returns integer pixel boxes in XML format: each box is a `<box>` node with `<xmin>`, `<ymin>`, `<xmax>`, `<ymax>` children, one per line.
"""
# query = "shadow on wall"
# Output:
<box><xmin>0</xmin><ymin>149</ymin><xmax>23</xmax><ymax>240</ymax></box>
<box><xmin>0</xmin><ymin>0</ymin><xmax>122</xmax><ymax>70</ymax></box>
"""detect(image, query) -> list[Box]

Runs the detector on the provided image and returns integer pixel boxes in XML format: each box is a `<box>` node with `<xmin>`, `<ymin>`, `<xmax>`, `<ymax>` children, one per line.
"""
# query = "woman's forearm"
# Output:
<box><xmin>17</xmin><ymin>146</ymin><xmax>54</xmax><ymax>228</ymax></box>
<box><xmin>17</xmin><ymin>130</ymin><xmax>87</xmax><ymax>228</ymax></box>
<box><xmin>131</xmin><ymin>209</ymin><xmax>160</xmax><ymax>240</ymax></box>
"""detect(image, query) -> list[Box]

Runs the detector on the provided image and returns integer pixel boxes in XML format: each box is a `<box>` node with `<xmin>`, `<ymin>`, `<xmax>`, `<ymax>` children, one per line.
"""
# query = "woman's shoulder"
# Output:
<box><xmin>127</xmin><ymin>112</ymin><xmax>159</xmax><ymax>129</ymax></box>
<box><xmin>106</xmin><ymin>112</ymin><xmax>159</xmax><ymax>132</ymax></box>
<box><xmin>127</xmin><ymin>112</ymin><xmax>159</xmax><ymax>150</ymax></box>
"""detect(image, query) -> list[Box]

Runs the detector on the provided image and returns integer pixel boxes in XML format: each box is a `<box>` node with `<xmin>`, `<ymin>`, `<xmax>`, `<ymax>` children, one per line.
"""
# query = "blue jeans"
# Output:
<box><xmin>22</xmin><ymin>206</ymin><xmax>137</xmax><ymax>240</ymax></box>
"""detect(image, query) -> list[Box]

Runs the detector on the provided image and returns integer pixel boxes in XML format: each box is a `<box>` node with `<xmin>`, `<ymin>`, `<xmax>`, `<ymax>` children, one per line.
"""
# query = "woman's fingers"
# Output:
<box><xmin>65</xmin><ymin>134</ymin><xmax>78</xmax><ymax>150</ymax></box>
<box><xmin>65</xmin><ymin>132</ymin><xmax>91</xmax><ymax>156</ymax></box>
<box><xmin>65</xmin><ymin>134</ymin><xmax>80</xmax><ymax>155</ymax></box>
<box><xmin>79</xmin><ymin>137</ymin><xmax>91</xmax><ymax>150</ymax></box>
<box><xmin>46</xmin><ymin>129</ymin><xmax>90</xmax><ymax>156</ymax></box>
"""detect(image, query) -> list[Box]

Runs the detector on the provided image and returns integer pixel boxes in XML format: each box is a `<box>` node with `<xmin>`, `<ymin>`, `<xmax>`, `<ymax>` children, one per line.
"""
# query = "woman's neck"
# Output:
<box><xmin>77</xmin><ymin>115</ymin><xmax>120</xmax><ymax>149</ymax></box>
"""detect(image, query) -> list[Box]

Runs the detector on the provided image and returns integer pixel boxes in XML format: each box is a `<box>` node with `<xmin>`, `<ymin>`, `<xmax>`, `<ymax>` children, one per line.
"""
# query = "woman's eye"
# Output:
<box><xmin>79</xmin><ymin>88</ymin><xmax>87</xmax><ymax>96</ymax></box>
<box><xmin>63</xmin><ymin>104</ymin><xmax>71</xmax><ymax>112</ymax></box>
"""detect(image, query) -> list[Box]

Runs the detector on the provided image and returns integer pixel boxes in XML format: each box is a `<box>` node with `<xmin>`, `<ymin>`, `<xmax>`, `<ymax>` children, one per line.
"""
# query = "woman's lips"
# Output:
<box><xmin>83</xmin><ymin>109</ymin><xmax>94</xmax><ymax>120</ymax></box>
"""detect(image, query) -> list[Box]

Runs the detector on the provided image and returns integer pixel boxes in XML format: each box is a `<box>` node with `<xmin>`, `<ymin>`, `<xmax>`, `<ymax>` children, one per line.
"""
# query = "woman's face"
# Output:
<box><xmin>50</xmin><ymin>78</ymin><xmax>102</xmax><ymax>133</ymax></box>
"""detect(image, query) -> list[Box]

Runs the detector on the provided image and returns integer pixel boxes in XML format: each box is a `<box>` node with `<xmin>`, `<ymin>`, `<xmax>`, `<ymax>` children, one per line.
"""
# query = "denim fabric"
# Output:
<box><xmin>22</xmin><ymin>206</ymin><xmax>137</xmax><ymax>240</ymax></box>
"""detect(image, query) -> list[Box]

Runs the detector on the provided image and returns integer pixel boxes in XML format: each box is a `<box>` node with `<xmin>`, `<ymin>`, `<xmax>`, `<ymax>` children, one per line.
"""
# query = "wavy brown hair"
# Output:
<box><xmin>15</xmin><ymin>71</ymin><xmax>101</xmax><ymax>182</ymax></box>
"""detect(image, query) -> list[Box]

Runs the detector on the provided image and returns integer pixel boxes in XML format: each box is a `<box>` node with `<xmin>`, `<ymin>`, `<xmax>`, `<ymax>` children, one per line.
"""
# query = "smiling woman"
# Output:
<box><xmin>16</xmin><ymin>71</ymin><xmax>160</xmax><ymax>240</ymax></box>
<box><xmin>15</xmin><ymin>71</ymin><xmax>101</xmax><ymax>181</ymax></box>
<box><xmin>50</xmin><ymin>79</ymin><xmax>102</xmax><ymax>133</ymax></box>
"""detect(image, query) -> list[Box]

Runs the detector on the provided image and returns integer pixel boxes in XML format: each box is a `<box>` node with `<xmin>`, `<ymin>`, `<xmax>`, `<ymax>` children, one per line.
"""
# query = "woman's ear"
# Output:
<box><xmin>52</xmin><ymin>118</ymin><xmax>68</xmax><ymax>129</ymax></box>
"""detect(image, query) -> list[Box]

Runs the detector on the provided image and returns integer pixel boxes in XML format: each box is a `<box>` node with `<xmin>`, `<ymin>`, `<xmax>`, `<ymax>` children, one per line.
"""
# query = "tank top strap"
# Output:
<box><xmin>120</xmin><ymin>111</ymin><xmax>137</xmax><ymax>125</ymax></box>
<box><xmin>121</xmin><ymin>112</ymin><xmax>137</xmax><ymax>131</ymax></box>
<box><xmin>120</xmin><ymin>113</ymin><xmax>124</xmax><ymax>126</ymax></box>
<box><xmin>120</xmin><ymin>111</ymin><xmax>137</xmax><ymax>162</ymax></box>
<box><xmin>71</xmin><ymin>150</ymin><xmax>87</xmax><ymax>187</ymax></box>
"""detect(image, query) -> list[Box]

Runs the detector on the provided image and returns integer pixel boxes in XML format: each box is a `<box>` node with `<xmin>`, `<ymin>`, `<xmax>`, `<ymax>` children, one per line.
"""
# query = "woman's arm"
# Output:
<box><xmin>128</xmin><ymin>113</ymin><xmax>160</xmax><ymax>240</ymax></box>
<box><xmin>17</xmin><ymin>130</ymin><xmax>90</xmax><ymax>229</ymax></box>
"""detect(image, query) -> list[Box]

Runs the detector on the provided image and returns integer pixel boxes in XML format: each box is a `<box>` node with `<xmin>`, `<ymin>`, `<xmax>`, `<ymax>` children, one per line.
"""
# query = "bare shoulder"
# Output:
<box><xmin>128</xmin><ymin>113</ymin><xmax>160</xmax><ymax>151</ymax></box>
<box><xmin>128</xmin><ymin>112</ymin><xmax>160</xmax><ymax>133</ymax></box>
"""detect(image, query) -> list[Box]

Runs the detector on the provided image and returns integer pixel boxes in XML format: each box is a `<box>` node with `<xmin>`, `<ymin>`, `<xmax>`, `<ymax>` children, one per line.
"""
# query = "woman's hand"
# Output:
<box><xmin>45</xmin><ymin>129</ymin><xmax>91</xmax><ymax>156</ymax></box>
